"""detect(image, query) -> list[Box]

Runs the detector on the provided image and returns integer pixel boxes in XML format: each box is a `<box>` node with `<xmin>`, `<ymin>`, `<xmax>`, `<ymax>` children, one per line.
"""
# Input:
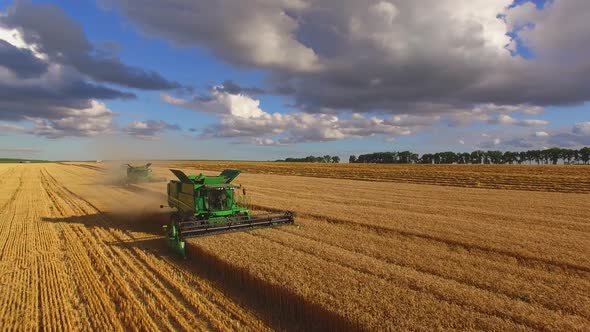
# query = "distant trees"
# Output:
<box><xmin>276</xmin><ymin>155</ymin><xmax>340</xmax><ymax>163</ymax></box>
<box><xmin>502</xmin><ymin>151</ymin><xmax>518</xmax><ymax>164</ymax></box>
<box><xmin>580</xmin><ymin>147</ymin><xmax>590</xmax><ymax>164</ymax></box>
<box><xmin>273</xmin><ymin>148</ymin><xmax>590</xmax><ymax>164</ymax></box>
<box><xmin>457</xmin><ymin>153</ymin><xmax>471</xmax><ymax>164</ymax></box>
<box><xmin>355</xmin><ymin>151</ymin><xmax>419</xmax><ymax>164</ymax></box>
<box><xmin>350</xmin><ymin>147</ymin><xmax>590</xmax><ymax>165</ymax></box>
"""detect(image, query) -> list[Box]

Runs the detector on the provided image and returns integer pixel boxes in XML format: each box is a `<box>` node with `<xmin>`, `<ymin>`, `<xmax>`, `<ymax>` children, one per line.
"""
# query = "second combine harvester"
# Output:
<box><xmin>164</xmin><ymin>169</ymin><xmax>294</xmax><ymax>257</ymax></box>
<box><xmin>125</xmin><ymin>163</ymin><xmax>166</xmax><ymax>183</ymax></box>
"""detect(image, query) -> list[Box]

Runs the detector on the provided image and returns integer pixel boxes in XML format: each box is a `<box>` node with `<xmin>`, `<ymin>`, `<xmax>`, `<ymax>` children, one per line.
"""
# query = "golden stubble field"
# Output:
<box><xmin>0</xmin><ymin>162</ymin><xmax>589</xmax><ymax>331</ymax></box>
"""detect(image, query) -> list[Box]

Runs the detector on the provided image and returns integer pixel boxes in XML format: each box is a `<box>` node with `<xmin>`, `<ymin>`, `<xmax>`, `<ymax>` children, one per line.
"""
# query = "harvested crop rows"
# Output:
<box><xmin>1</xmin><ymin>162</ymin><xmax>589</xmax><ymax>331</ymax></box>
<box><xmin>0</xmin><ymin>164</ymin><xmax>270</xmax><ymax>331</ymax></box>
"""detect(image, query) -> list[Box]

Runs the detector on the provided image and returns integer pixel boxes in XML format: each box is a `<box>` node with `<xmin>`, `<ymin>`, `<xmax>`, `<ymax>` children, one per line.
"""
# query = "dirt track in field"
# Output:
<box><xmin>1</xmin><ymin>162</ymin><xmax>589</xmax><ymax>331</ymax></box>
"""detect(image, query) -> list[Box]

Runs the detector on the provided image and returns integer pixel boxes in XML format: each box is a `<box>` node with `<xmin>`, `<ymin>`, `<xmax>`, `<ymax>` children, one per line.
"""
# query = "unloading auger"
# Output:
<box><xmin>163</xmin><ymin>169</ymin><xmax>294</xmax><ymax>257</ymax></box>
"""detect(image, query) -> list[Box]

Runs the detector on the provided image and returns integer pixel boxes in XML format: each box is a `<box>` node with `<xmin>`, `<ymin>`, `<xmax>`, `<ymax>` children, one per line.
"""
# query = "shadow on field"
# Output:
<box><xmin>41</xmin><ymin>211</ymin><xmax>179</xmax><ymax>265</ymax></box>
<box><xmin>42</xmin><ymin>211</ymin><xmax>169</xmax><ymax>237</ymax></box>
<box><xmin>181</xmin><ymin>243</ymin><xmax>361</xmax><ymax>332</ymax></box>
<box><xmin>42</xmin><ymin>210</ymin><xmax>360</xmax><ymax>331</ymax></box>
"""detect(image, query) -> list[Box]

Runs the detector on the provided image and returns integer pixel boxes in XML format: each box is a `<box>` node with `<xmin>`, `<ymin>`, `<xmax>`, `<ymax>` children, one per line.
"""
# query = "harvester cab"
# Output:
<box><xmin>165</xmin><ymin>169</ymin><xmax>294</xmax><ymax>257</ymax></box>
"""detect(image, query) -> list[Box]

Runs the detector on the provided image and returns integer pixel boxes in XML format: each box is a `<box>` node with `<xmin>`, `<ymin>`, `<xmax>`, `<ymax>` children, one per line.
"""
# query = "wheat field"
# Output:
<box><xmin>0</xmin><ymin>162</ymin><xmax>588</xmax><ymax>331</ymax></box>
<box><xmin>168</xmin><ymin>160</ymin><xmax>590</xmax><ymax>193</ymax></box>
<box><xmin>0</xmin><ymin>164</ymin><xmax>270</xmax><ymax>331</ymax></box>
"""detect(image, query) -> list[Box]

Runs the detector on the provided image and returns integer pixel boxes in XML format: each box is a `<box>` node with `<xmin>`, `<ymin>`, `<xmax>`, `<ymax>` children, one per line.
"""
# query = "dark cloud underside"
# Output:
<box><xmin>0</xmin><ymin>39</ymin><xmax>47</xmax><ymax>78</ymax></box>
<box><xmin>113</xmin><ymin>0</ymin><xmax>590</xmax><ymax>113</ymax></box>
<box><xmin>1</xmin><ymin>0</ymin><xmax>180</xmax><ymax>90</ymax></box>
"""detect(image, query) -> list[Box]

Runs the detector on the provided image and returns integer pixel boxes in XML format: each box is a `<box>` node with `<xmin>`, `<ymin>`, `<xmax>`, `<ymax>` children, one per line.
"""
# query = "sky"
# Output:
<box><xmin>0</xmin><ymin>0</ymin><xmax>589</xmax><ymax>161</ymax></box>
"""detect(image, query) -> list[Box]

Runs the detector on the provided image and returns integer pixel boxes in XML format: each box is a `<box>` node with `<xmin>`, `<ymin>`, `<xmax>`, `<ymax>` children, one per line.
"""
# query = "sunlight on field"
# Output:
<box><xmin>0</xmin><ymin>162</ymin><xmax>589</xmax><ymax>330</ymax></box>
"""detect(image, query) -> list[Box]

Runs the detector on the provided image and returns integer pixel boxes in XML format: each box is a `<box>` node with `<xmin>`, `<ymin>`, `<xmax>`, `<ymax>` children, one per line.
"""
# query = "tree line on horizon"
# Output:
<box><xmin>349</xmin><ymin>147</ymin><xmax>590</xmax><ymax>165</ymax></box>
<box><xmin>275</xmin><ymin>155</ymin><xmax>341</xmax><ymax>163</ymax></box>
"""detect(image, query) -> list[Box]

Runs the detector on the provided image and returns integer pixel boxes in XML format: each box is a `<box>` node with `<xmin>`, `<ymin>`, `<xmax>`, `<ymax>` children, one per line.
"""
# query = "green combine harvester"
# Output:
<box><xmin>125</xmin><ymin>163</ymin><xmax>165</xmax><ymax>183</ymax></box>
<box><xmin>164</xmin><ymin>169</ymin><xmax>294</xmax><ymax>257</ymax></box>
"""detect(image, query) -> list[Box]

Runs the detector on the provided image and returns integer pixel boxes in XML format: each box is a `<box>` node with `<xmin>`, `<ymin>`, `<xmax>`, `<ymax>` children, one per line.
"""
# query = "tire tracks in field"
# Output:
<box><xmin>0</xmin><ymin>167</ymin><xmax>31</xmax><ymax>329</ymax></box>
<box><xmin>39</xmin><ymin>169</ymin><xmax>126</xmax><ymax>331</ymax></box>
<box><xmin>33</xmin><ymin>167</ymin><xmax>79</xmax><ymax>331</ymax></box>
<box><xmin>40</xmin><ymin>168</ymin><xmax>271</xmax><ymax>331</ymax></box>
<box><xmin>0</xmin><ymin>168</ymin><xmax>21</xmax><ymax>209</ymax></box>
<box><xmin>0</xmin><ymin>167</ymin><xmax>15</xmax><ymax>185</ymax></box>
<box><xmin>249</xmin><ymin>203</ymin><xmax>590</xmax><ymax>276</ymax></box>
<box><xmin>41</xmin><ymin>169</ymin><xmax>202</xmax><ymax>331</ymax></box>
<box><xmin>0</xmin><ymin>167</ymin><xmax>49</xmax><ymax>330</ymax></box>
<box><xmin>0</xmin><ymin>169</ymin><xmax>24</xmax><ymax>260</ymax></box>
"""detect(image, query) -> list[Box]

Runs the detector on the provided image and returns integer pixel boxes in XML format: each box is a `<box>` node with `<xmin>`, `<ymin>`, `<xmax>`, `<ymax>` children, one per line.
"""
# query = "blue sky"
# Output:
<box><xmin>0</xmin><ymin>0</ymin><xmax>589</xmax><ymax>160</ymax></box>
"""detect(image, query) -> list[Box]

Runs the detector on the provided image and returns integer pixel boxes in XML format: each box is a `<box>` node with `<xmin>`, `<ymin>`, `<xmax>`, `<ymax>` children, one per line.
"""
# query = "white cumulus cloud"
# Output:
<box><xmin>1</xmin><ymin>100</ymin><xmax>116</xmax><ymax>138</ymax></box>
<box><xmin>489</xmin><ymin>114</ymin><xmax>548</xmax><ymax>127</ymax></box>
<box><xmin>161</xmin><ymin>85</ymin><xmax>439</xmax><ymax>144</ymax></box>
<box><xmin>573</xmin><ymin>122</ymin><xmax>590</xmax><ymax>136</ymax></box>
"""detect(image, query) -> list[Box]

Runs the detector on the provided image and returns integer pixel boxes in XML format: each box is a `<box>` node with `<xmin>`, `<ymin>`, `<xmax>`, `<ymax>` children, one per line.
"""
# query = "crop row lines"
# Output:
<box><xmin>42</xmin><ymin>166</ymin><xmax>271</xmax><ymax>331</ymax></box>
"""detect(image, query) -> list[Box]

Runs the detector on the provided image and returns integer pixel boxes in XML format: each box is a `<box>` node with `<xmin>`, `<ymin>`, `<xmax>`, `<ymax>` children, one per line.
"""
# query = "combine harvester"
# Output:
<box><xmin>124</xmin><ymin>163</ymin><xmax>166</xmax><ymax>183</ymax></box>
<box><xmin>164</xmin><ymin>169</ymin><xmax>294</xmax><ymax>257</ymax></box>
